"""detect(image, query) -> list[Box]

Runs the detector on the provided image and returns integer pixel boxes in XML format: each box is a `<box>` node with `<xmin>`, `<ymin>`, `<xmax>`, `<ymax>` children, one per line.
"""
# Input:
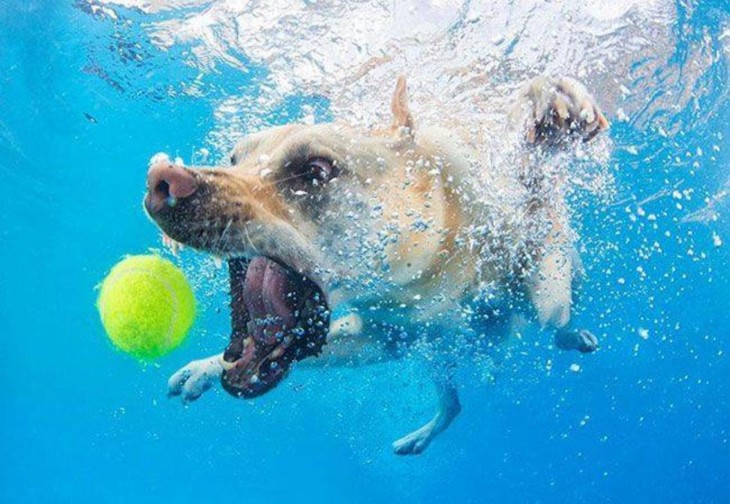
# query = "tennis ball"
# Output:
<box><xmin>96</xmin><ymin>254</ymin><xmax>196</xmax><ymax>360</ymax></box>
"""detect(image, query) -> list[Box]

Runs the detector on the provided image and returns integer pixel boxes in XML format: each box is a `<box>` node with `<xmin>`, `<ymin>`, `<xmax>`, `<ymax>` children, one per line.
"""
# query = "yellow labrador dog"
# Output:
<box><xmin>146</xmin><ymin>75</ymin><xmax>608</xmax><ymax>455</ymax></box>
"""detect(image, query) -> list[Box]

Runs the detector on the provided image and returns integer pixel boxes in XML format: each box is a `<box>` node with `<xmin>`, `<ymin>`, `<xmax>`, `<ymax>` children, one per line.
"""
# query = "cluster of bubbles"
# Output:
<box><xmin>81</xmin><ymin>0</ymin><xmax>727</xmax><ymax>417</ymax></box>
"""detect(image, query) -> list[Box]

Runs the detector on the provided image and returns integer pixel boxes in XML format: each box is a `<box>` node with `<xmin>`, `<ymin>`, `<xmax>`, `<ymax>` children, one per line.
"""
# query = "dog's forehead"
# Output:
<box><xmin>231</xmin><ymin>124</ymin><xmax>337</xmax><ymax>159</ymax></box>
<box><xmin>230</xmin><ymin>123</ymin><xmax>376</xmax><ymax>164</ymax></box>
<box><xmin>230</xmin><ymin>124</ymin><xmax>301</xmax><ymax>161</ymax></box>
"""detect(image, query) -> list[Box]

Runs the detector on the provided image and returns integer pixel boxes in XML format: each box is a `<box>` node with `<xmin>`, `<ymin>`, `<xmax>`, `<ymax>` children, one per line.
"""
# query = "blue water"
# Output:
<box><xmin>1</xmin><ymin>1</ymin><xmax>728</xmax><ymax>502</ymax></box>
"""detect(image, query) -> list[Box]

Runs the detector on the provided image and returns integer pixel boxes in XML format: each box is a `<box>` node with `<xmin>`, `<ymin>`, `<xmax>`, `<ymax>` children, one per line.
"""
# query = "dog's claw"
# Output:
<box><xmin>167</xmin><ymin>368</ymin><xmax>191</xmax><ymax>397</ymax></box>
<box><xmin>392</xmin><ymin>429</ymin><xmax>432</xmax><ymax>455</ymax></box>
<box><xmin>392</xmin><ymin>414</ymin><xmax>451</xmax><ymax>456</ymax></box>
<box><xmin>576</xmin><ymin>330</ymin><xmax>599</xmax><ymax>353</ymax></box>
<box><xmin>521</xmin><ymin>76</ymin><xmax>608</xmax><ymax>145</ymax></box>
<box><xmin>555</xmin><ymin>328</ymin><xmax>599</xmax><ymax>353</ymax></box>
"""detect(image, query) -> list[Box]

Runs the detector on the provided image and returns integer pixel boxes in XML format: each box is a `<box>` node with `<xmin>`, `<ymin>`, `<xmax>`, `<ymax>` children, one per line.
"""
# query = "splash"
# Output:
<box><xmin>86</xmin><ymin>1</ymin><xmax>709</xmax><ymax>137</ymax></box>
<box><xmin>80</xmin><ymin>0</ymin><xmax>728</xmax><ymax>370</ymax></box>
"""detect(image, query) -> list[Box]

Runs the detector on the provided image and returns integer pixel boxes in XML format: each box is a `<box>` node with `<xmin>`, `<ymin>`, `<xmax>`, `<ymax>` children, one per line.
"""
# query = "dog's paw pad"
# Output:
<box><xmin>167</xmin><ymin>356</ymin><xmax>222</xmax><ymax>402</ymax></box>
<box><xmin>576</xmin><ymin>330</ymin><xmax>599</xmax><ymax>353</ymax></box>
<box><xmin>555</xmin><ymin>329</ymin><xmax>599</xmax><ymax>353</ymax></box>
<box><xmin>523</xmin><ymin>76</ymin><xmax>608</xmax><ymax>145</ymax></box>
<box><xmin>392</xmin><ymin>430</ymin><xmax>431</xmax><ymax>455</ymax></box>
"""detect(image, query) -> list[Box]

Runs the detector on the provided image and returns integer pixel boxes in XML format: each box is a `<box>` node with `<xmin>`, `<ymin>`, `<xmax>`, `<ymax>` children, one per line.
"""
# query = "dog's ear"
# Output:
<box><xmin>390</xmin><ymin>75</ymin><xmax>415</xmax><ymax>134</ymax></box>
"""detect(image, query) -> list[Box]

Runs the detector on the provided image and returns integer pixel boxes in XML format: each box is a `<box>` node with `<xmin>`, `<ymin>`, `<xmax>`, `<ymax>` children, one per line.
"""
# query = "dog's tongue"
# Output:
<box><xmin>243</xmin><ymin>256</ymin><xmax>299</xmax><ymax>344</ymax></box>
<box><xmin>223</xmin><ymin>257</ymin><xmax>329</xmax><ymax>399</ymax></box>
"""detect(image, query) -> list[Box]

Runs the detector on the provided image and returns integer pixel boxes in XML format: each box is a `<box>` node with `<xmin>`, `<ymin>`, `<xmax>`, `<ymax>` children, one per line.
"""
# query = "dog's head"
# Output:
<box><xmin>144</xmin><ymin>77</ymin><xmax>455</xmax><ymax>397</ymax></box>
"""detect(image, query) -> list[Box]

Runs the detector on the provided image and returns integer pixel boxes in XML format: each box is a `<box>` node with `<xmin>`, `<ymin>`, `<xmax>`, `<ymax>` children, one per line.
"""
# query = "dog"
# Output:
<box><xmin>145</xmin><ymin>75</ymin><xmax>608</xmax><ymax>455</ymax></box>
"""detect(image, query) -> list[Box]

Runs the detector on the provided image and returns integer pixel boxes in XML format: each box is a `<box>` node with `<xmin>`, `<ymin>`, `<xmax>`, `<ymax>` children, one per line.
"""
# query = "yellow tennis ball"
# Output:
<box><xmin>96</xmin><ymin>254</ymin><xmax>196</xmax><ymax>360</ymax></box>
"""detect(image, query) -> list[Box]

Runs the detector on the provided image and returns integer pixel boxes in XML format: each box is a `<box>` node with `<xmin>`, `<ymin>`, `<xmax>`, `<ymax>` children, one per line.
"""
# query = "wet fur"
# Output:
<box><xmin>164</xmin><ymin>75</ymin><xmax>608</xmax><ymax>455</ymax></box>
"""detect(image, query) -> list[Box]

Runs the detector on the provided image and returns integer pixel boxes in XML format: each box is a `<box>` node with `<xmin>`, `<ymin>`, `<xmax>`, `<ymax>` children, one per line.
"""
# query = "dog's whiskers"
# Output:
<box><xmin>214</xmin><ymin>218</ymin><xmax>233</xmax><ymax>254</ymax></box>
<box><xmin>244</xmin><ymin>223</ymin><xmax>260</xmax><ymax>256</ymax></box>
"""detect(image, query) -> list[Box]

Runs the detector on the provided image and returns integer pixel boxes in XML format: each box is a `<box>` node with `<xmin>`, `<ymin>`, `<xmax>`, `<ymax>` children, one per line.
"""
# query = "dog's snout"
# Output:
<box><xmin>145</xmin><ymin>162</ymin><xmax>199</xmax><ymax>213</ymax></box>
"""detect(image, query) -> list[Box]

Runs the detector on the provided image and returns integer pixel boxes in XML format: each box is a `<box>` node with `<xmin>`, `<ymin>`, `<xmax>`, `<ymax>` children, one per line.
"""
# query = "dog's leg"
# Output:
<box><xmin>392</xmin><ymin>374</ymin><xmax>461</xmax><ymax>456</ymax></box>
<box><xmin>552</xmin><ymin>250</ymin><xmax>597</xmax><ymax>351</ymax></box>
<box><xmin>167</xmin><ymin>353</ymin><xmax>223</xmax><ymax>402</ymax></box>
<box><xmin>527</xmin><ymin>219</ymin><xmax>573</xmax><ymax>330</ymax></box>
<box><xmin>300</xmin><ymin>313</ymin><xmax>398</xmax><ymax>368</ymax></box>
<box><xmin>515</xmin><ymin>75</ymin><xmax>607</xmax><ymax>353</ymax></box>
<box><xmin>526</xmin><ymin>251</ymin><xmax>599</xmax><ymax>353</ymax></box>
<box><xmin>527</xmin><ymin>236</ymin><xmax>598</xmax><ymax>353</ymax></box>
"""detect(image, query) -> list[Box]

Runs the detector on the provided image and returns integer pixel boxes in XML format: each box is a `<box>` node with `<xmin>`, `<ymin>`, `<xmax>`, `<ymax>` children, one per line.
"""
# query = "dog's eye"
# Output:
<box><xmin>304</xmin><ymin>157</ymin><xmax>337</xmax><ymax>185</ymax></box>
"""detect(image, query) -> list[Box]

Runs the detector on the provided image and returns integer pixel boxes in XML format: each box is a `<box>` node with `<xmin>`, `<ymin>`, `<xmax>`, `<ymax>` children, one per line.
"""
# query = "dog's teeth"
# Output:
<box><xmin>212</xmin><ymin>256</ymin><xmax>223</xmax><ymax>269</ymax></box>
<box><xmin>220</xmin><ymin>358</ymin><xmax>236</xmax><ymax>371</ymax></box>
<box><xmin>161</xmin><ymin>233</ymin><xmax>183</xmax><ymax>255</ymax></box>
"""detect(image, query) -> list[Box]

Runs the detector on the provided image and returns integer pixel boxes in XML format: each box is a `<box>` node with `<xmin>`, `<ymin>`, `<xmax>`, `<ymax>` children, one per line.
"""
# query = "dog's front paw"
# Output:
<box><xmin>555</xmin><ymin>328</ymin><xmax>599</xmax><ymax>353</ymax></box>
<box><xmin>167</xmin><ymin>354</ymin><xmax>223</xmax><ymax>403</ymax></box>
<box><xmin>519</xmin><ymin>76</ymin><xmax>609</xmax><ymax>144</ymax></box>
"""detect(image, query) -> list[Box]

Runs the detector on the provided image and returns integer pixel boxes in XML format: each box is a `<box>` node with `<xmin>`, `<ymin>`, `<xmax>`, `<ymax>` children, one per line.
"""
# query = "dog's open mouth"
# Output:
<box><xmin>220</xmin><ymin>257</ymin><xmax>329</xmax><ymax>398</ymax></box>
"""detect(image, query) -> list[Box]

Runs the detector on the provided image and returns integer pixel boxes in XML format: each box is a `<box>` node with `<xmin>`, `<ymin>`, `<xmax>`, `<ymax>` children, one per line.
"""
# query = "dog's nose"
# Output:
<box><xmin>145</xmin><ymin>162</ymin><xmax>199</xmax><ymax>213</ymax></box>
